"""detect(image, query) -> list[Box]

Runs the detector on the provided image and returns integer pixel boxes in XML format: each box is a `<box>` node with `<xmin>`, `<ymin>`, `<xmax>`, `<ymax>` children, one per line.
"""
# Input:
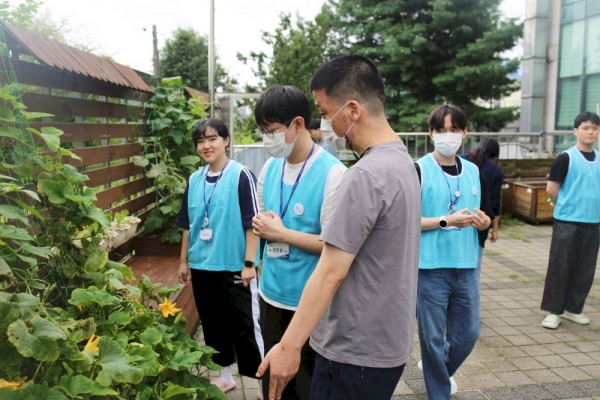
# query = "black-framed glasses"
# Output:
<box><xmin>255</xmin><ymin>118</ymin><xmax>294</xmax><ymax>138</ymax></box>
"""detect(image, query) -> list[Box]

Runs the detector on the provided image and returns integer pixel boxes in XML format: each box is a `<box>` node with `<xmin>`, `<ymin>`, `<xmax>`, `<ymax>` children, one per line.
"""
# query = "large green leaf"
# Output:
<box><xmin>140</xmin><ymin>326</ymin><xmax>162</xmax><ymax>346</ymax></box>
<box><xmin>69</xmin><ymin>286</ymin><xmax>120</xmax><ymax>307</ymax></box>
<box><xmin>0</xmin><ymin>383</ymin><xmax>68</xmax><ymax>400</ymax></box>
<box><xmin>59</xmin><ymin>375</ymin><xmax>119</xmax><ymax>397</ymax></box>
<box><xmin>79</xmin><ymin>206</ymin><xmax>110</xmax><ymax>229</ymax></box>
<box><xmin>0</xmin><ymin>338</ymin><xmax>23</xmax><ymax>367</ymax></box>
<box><xmin>129</xmin><ymin>346</ymin><xmax>160</xmax><ymax>376</ymax></box>
<box><xmin>0</xmin><ymin>126</ymin><xmax>29</xmax><ymax>144</ymax></box>
<box><xmin>20</xmin><ymin>242</ymin><xmax>52</xmax><ymax>258</ymax></box>
<box><xmin>166</xmin><ymin>348</ymin><xmax>203</xmax><ymax>371</ymax></box>
<box><xmin>37</xmin><ymin>179</ymin><xmax>73</xmax><ymax>204</ymax></box>
<box><xmin>162</xmin><ymin>383</ymin><xmax>197</xmax><ymax>399</ymax></box>
<box><xmin>59</xmin><ymin>164</ymin><xmax>89</xmax><ymax>183</ymax></box>
<box><xmin>39</xmin><ymin>126</ymin><xmax>64</xmax><ymax>151</ymax></box>
<box><xmin>180</xmin><ymin>155</ymin><xmax>201</xmax><ymax>166</ymax></box>
<box><xmin>0</xmin><ymin>204</ymin><xmax>28</xmax><ymax>224</ymax></box>
<box><xmin>0</xmin><ymin>257</ymin><xmax>13</xmax><ymax>276</ymax></box>
<box><xmin>22</xmin><ymin>111</ymin><xmax>54</xmax><ymax>120</ymax></box>
<box><xmin>0</xmin><ymin>225</ymin><xmax>33</xmax><ymax>241</ymax></box>
<box><xmin>96</xmin><ymin>339</ymin><xmax>144</xmax><ymax>386</ymax></box>
<box><xmin>83</xmin><ymin>250</ymin><xmax>108</xmax><ymax>274</ymax></box>
<box><xmin>7</xmin><ymin>316</ymin><xmax>66</xmax><ymax>361</ymax></box>
<box><xmin>108</xmin><ymin>310</ymin><xmax>133</xmax><ymax>326</ymax></box>
<box><xmin>147</xmin><ymin>161</ymin><xmax>168</xmax><ymax>179</ymax></box>
<box><xmin>0</xmin><ymin>292</ymin><xmax>39</xmax><ymax>329</ymax></box>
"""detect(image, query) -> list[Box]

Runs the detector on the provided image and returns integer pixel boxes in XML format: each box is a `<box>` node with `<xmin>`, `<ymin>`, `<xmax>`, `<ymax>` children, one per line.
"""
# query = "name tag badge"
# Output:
<box><xmin>200</xmin><ymin>228</ymin><xmax>213</xmax><ymax>241</ymax></box>
<box><xmin>266</xmin><ymin>242</ymin><xmax>290</xmax><ymax>259</ymax></box>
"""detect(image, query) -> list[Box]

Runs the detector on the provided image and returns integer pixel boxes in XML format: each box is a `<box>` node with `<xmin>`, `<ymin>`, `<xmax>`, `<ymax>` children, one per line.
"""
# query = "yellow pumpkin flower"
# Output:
<box><xmin>75</xmin><ymin>304</ymin><xmax>83</xmax><ymax>312</ymax></box>
<box><xmin>158</xmin><ymin>297</ymin><xmax>182</xmax><ymax>318</ymax></box>
<box><xmin>0</xmin><ymin>378</ymin><xmax>25</xmax><ymax>390</ymax></box>
<box><xmin>83</xmin><ymin>334</ymin><xmax>100</xmax><ymax>354</ymax></box>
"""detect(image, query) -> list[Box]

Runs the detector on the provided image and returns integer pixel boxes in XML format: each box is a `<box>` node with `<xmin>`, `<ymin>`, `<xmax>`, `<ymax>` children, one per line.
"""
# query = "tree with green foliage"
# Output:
<box><xmin>238</xmin><ymin>11</ymin><xmax>332</xmax><ymax>100</ymax></box>
<box><xmin>233</xmin><ymin>11</ymin><xmax>332</xmax><ymax>143</ymax></box>
<box><xmin>326</xmin><ymin>0</ymin><xmax>522</xmax><ymax>131</ymax></box>
<box><xmin>160</xmin><ymin>27</ymin><xmax>234</xmax><ymax>93</ymax></box>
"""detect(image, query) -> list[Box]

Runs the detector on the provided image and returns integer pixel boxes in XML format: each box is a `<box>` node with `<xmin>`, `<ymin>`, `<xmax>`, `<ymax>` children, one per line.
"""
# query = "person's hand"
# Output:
<box><xmin>256</xmin><ymin>342</ymin><xmax>301</xmax><ymax>400</ymax></box>
<box><xmin>241</xmin><ymin>265</ymin><xmax>256</xmax><ymax>287</ymax></box>
<box><xmin>489</xmin><ymin>229</ymin><xmax>499</xmax><ymax>243</ymax></box>
<box><xmin>252</xmin><ymin>211</ymin><xmax>286</xmax><ymax>242</ymax></box>
<box><xmin>178</xmin><ymin>263</ymin><xmax>190</xmax><ymax>285</ymax></box>
<box><xmin>472</xmin><ymin>207</ymin><xmax>491</xmax><ymax>231</ymax></box>
<box><xmin>448</xmin><ymin>208</ymin><xmax>475</xmax><ymax>228</ymax></box>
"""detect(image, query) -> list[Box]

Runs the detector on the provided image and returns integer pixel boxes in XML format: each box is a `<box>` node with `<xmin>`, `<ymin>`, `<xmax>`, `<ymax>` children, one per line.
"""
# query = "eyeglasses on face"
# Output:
<box><xmin>255</xmin><ymin>118</ymin><xmax>295</xmax><ymax>138</ymax></box>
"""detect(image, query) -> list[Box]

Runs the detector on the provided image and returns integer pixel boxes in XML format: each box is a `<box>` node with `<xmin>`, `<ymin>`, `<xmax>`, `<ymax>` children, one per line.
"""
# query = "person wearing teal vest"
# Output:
<box><xmin>541</xmin><ymin>111</ymin><xmax>600</xmax><ymax>330</ymax></box>
<box><xmin>176</xmin><ymin>119</ymin><xmax>264</xmax><ymax>396</ymax></box>
<box><xmin>415</xmin><ymin>104</ymin><xmax>492</xmax><ymax>400</ymax></box>
<box><xmin>251</xmin><ymin>84</ymin><xmax>346</xmax><ymax>400</ymax></box>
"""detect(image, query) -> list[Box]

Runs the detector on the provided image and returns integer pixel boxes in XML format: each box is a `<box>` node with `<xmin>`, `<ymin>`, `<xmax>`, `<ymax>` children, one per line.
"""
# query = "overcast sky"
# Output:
<box><xmin>29</xmin><ymin>0</ymin><xmax>525</xmax><ymax>87</ymax></box>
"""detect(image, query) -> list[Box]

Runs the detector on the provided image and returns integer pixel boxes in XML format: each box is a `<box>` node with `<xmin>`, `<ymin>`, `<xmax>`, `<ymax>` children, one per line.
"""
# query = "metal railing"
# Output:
<box><xmin>232</xmin><ymin>131</ymin><xmax>597</xmax><ymax>175</ymax></box>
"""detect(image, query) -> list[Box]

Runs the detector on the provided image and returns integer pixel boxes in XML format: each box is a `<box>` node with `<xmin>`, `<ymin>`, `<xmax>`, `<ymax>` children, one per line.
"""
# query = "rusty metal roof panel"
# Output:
<box><xmin>1</xmin><ymin>21</ymin><xmax>152</xmax><ymax>92</ymax></box>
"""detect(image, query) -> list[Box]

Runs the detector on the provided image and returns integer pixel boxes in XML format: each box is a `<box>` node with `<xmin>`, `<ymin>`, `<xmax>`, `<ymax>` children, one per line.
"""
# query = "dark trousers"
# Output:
<box><xmin>541</xmin><ymin>220</ymin><xmax>599</xmax><ymax>314</ymax></box>
<box><xmin>260</xmin><ymin>298</ymin><xmax>315</xmax><ymax>400</ymax></box>
<box><xmin>191</xmin><ymin>269</ymin><xmax>263</xmax><ymax>377</ymax></box>
<box><xmin>310</xmin><ymin>353</ymin><xmax>405</xmax><ymax>400</ymax></box>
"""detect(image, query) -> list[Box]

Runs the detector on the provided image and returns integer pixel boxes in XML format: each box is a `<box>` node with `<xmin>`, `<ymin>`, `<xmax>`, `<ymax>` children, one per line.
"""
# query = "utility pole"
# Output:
<box><xmin>209</xmin><ymin>0</ymin><xmax>215</xmax><ymax>117</ymax></box>
<box><xmin>152</xmin><ymin>25</ymin><xmax>160</xmax><ymax>78</ymax></box>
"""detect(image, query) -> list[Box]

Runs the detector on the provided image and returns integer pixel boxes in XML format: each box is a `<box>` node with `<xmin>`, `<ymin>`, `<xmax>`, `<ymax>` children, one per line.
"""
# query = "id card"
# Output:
<box><xmin>266</xmin><ymin>242</ymin><xmax>290</xmax><ymax>259</ymax></box>
<box><xmin>200</xmin><ymin>228</ymin><xmax>213</xmax><ymax>241</ymax></box>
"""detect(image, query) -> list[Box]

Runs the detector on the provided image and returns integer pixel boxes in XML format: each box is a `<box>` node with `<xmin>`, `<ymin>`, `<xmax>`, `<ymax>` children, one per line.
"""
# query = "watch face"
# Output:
<box><xmin>439</xmin><ymin>218</ymin><xmax>448</xmax><ymax>228</ymax></box>
<box><xmin>244</xmin><ymin>261</ymin><xmax>254</xmax><ymax>268</ymax></box>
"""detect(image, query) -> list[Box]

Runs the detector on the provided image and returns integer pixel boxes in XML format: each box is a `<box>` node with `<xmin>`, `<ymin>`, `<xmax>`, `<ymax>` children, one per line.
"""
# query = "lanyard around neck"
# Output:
<box><xmin>203</xmin><ymin>159</ymin><xmax>229</xmax><ymax>220</ymax></box>
<box><xmin>279</xmin><ymin>143</ymin><xmax>316</xmax><ymax>218</ymax></box>
<box><xmin>432</xmin><ymin>153</ymin><xmax>460</xmax><ymax>214</ymax></box>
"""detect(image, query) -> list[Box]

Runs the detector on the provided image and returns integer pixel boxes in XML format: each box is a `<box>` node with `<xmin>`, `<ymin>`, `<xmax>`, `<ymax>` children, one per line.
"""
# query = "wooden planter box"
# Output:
<box><xmin>503</xmin><ymin>178</ymin><xmax>553</xmax><ymax>224</ymax></box>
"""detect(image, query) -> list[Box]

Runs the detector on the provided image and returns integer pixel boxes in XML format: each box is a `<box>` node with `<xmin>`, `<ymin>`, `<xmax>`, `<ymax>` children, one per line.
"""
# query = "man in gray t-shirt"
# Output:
<box><xmin>311</xmin><ymin>140</ymin><xmax>420</xmax><ymax>367</ymax></box>
<box><xmin>257</xmin><ymin>55</ymin><xmax>421</xmax><ymax>400</ymax></box>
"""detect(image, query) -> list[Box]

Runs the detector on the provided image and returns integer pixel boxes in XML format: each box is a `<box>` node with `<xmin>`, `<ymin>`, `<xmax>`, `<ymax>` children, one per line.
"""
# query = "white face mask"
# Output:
<box><xmin>432</xmin><ymin>133</ymin><xmax>463</xmax><ymax>157</ymax></box>
<box><xmin>320</xmin><ymin>103</ymin><xmax>348</xmax><ymax>137</ymax></box>
<box><xmin>263</xmin><ymin>125</ymin><xmax>296</xmax><ymax>158</ymax></box>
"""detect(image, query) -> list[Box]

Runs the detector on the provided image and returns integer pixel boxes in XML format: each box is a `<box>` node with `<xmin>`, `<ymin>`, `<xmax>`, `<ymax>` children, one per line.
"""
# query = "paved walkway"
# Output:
<box><xmin>196</xmin><ymin>221</ymin><xmax>600</xmax><ymax>399</ymax></box>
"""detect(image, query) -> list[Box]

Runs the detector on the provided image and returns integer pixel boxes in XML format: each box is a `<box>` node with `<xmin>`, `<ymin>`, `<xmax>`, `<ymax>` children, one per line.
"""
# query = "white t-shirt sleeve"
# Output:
<box><xmin>321</xmin><ymin>163</ymin><xmax>348</xmax><ymax>226</ymax></box>
<box><xmin>257</xmin><ymin>157</ymin><xmax>274</xmax><ymax>213</ymax></box>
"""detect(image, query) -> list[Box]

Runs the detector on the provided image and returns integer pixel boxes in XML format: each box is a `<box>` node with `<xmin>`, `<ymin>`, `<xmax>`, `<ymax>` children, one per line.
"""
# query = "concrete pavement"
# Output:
<box><xmin>196</xmin><ymin>221</ymin><xmax>600</xmax><ymax>400</ymax></box>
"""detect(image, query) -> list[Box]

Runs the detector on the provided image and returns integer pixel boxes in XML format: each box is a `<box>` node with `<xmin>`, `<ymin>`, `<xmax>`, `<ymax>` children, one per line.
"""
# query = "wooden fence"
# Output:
<box><xmin>1</xmin><ymin>21</ymin><xmax>200</xmax><ymax>333</ymax></box>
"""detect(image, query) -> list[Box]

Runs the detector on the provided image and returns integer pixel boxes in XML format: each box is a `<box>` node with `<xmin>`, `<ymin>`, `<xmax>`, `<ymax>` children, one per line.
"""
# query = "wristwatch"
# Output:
<box><xmin>244</xmin><ymin>260</ymin><xmax>255</xmax><ymax>268</ymax></box>
<box><xmin>438</xmin><ymin>216</ymin><xmax>448</xmax><ymax>229</ymax></box>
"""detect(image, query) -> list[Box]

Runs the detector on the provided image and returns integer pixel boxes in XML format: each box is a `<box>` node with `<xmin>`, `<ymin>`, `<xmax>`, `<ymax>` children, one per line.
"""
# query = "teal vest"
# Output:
<box><xmin>260</xmin><ymin>150</ymin><xmax>342</xmax><ymax>307</ymax></box>
<box><xmin>187</xmin><ymin>160</ymin><xmax>249</xmax><ymax>271</ymax></box>
<box><xmin>554</xmin><ymin>146</ymin><xmax>600</xmax><ymax>223</ymax></box>
<box><xmin>417</xmin><ymin>153</ymin><xmax>480</xmax><ymax>269</ymax></box>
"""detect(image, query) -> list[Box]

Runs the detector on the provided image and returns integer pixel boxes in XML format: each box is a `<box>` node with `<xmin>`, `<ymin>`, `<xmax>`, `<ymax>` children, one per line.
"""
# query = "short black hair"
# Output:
<box><xmin>309</xmin><ymin>55</ymin><xmax>385</xmax><ymax>115</ymax></box>
<box><xmin>574</xmin><ymin>111</ymin><xmax>600</xmax><ymax>129</ymax></box>
<box><xmin>192</xmin><ymin>118</ymin><xmax>229</xmax><ymax>146</ymax></box>
<box><xmin>428</xmin><ymin>104</ymin><xmax>468</xmax><ymax>131</ymax></box>
<box><xmin>308</xmin><ymin>118</ymin><xmax>321</xmax><ymax>131</ymax></box>
<box><xmin>254</xmin><ymin>85</ymin><xmax>311</xmax><ymax>129</ymax></box>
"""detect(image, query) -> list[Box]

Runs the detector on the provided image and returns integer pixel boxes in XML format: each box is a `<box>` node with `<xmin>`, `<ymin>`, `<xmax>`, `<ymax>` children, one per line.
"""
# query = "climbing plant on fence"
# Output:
<box><xmin>0</xmin><ymin>81</ymin><xmax>224</xmax><ymax>398</ymax></box>
<box><xmin>133</xmin><ymin>76</ymin><xmax>207</xmax><ymax>244</ymax></box>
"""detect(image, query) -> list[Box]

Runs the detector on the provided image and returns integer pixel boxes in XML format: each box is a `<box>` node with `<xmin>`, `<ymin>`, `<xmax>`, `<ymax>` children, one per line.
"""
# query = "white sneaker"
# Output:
<box><xmin>450</xmin><ymin>376</ymin><xmax>458</xmax><ymax>395</ymax></box>
<box><xmin>542</xmin><ymin>313</ymin><xmax>561</xmax><ymax>329</ymax></box>
<box><xmin>418</xmin><ymin>360</ymin><xmax>457</xmax><ymax>395</ymax></box>
<box><xmin>560</xmin><ymin>311</ymin><xmax>590</xmax><ymax>325</ymax></box>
